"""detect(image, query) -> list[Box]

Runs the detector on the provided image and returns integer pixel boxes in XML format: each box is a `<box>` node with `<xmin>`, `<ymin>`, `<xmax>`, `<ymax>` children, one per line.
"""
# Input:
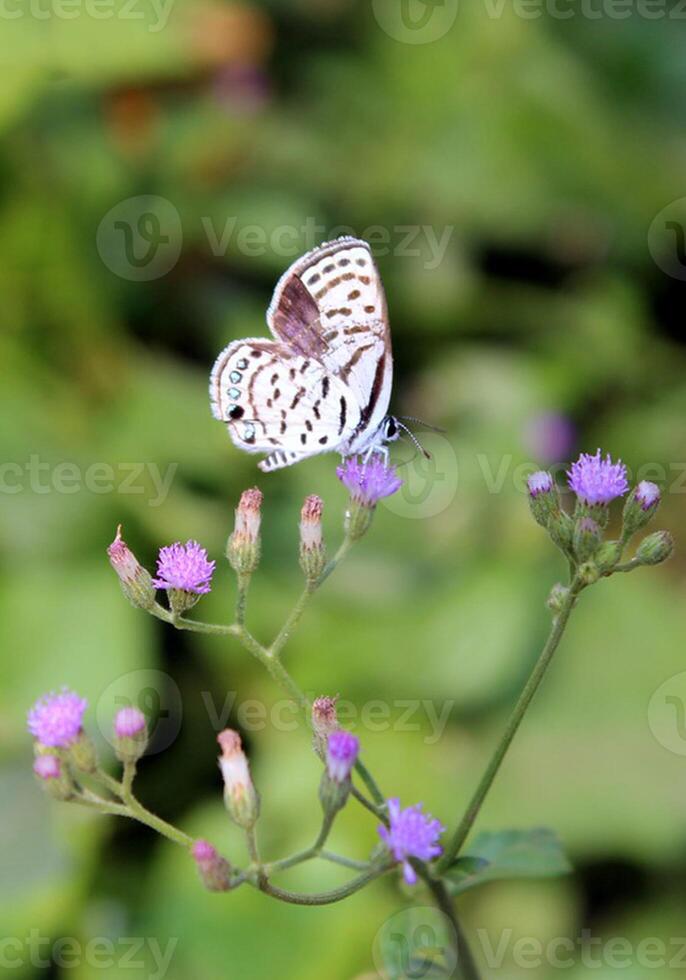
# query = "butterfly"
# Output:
<box><xmin>209</xmin><ymin>236</ymin><xmax>400</xmax><ymax>472</ymax></box>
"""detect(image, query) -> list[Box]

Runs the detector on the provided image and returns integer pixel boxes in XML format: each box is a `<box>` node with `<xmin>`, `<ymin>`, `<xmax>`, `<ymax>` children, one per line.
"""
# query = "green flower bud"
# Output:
<box><xmin>577</xmin><ymin>561</ymin><xmax>599</xmax><ymax>587</ymax></box>
<box><xmin>227</xmin><ymin>488</ymin><xmax>262</xmax><ymax>576</ymax></box>
<box><xmin>636</xmin><ymin>531</ymin><xmax>674</xmax><ymax>567</ymax></box>
<box><xmin>622</xmin><ymin>481</ymin><xmax>661</xmax><ymax>538</ymax></box>
<box><xmin>217</xmin><ymin>729</ymin><xmax>260</xmax><ymax>830</ymax></box>
<box><xmin>68</xmin><ymin>731</ymin><xmax>98</xmax><ymax>773</ymax></box>
<box><xmin>107</xmin><ymin>526</ymin><xmax>157</xmax><ymax>611</ymax></box>
<box><xmin>595</xmin><ymin>540</ymin><xmax>621</xmax><ymax>574</ymax></box>
<box><xmin>546</xmin><ymin>583</ymin><xmax>569</xmax><ymax>615</ymax></box>
<box><xmin>527</xmin><ymin>472</ymin><xmax>560</xmax><ymax>528</ymax></box>
<box><xmin>299</xmin><ymin>495</ymin><xmax>326</xmax><ymax>584</ymax></box>
<box><xmin>573</xmin><ymin>516</ymin><xmax>602</xmax><ymax>563</ymax></box>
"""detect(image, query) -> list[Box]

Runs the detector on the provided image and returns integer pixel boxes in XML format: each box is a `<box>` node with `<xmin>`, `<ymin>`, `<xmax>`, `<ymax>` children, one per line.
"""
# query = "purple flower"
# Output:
<box><xmin>114</xmin><ymin>706</ymin><xmax>146</xmax><ymax>738</ymax></box>
<box><xmin>378</xmin><ymin>798</ymin><xmax>445</xmax><ymax>885</ymax></box>
<box><xmin>192</xmin><ymin>839</ymin><xmax>218</xmax><ymax>863</ymax></box>
<box><xmin>528</xmin><ymin>471</ymin><xmax>554</xmax><ymax>497</ymax></box>
<box><xmin>152</xmin><ymin>540</ymin><xmax>215</xmax><ymax>594</ymax></box>
<box><xmin>336</xmin><ymin>455</ymin><xmax>402</xmax><ymax>507</ymax></box>
<box><xmin>567</xmin><ymin>449</ymin><xmax>629</xmax><ymax>506</ymax></box>
<box><xmin>326</xmin><ymin>730</ymin><xmax>359</xmax><ymax>783</ymax></box>
<box><xmin>635</xmin><ymin>480</ymin><xmax>660</xmax><ymax>511</ymax></box>
<box><xmin>27</xmin><ymin>689</ymin><xmax>88</xmax><ymax>747</ymax></box>
<box><xmin>33</xmin><ymin>755</ymin><xmax>61</xmax><ymax>780</ymax></box>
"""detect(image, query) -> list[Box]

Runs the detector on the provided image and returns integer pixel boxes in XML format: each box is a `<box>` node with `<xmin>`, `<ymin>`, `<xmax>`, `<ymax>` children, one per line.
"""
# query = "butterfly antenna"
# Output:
<box><xmin>397</xmin><ymin>415</ymin><xmax>446</xmax><ymax>435</ymax></box>
<box><xmin>396</xmin><ymin>421</ymin><xmax>431</xmax><ymax>460</ymax></box>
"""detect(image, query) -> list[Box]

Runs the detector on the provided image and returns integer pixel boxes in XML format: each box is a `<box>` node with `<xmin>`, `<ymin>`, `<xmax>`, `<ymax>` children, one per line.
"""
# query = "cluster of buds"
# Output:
<box><xmin>28</xmin><ymin>690</ymin><xmax>149</xmax><ymax>796</ymax></box>
<box><xmin>528</xmin><ymin>450</ymin><xmax>673</xmax><ymax>593</ymax></box>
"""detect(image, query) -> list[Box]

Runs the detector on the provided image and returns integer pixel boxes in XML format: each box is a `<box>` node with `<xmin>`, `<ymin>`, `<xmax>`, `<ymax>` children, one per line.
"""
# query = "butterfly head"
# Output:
<box><xmin>381</xmin><ymin>415</ymin><xmax>401</xmax><ymax>444</ymax></box>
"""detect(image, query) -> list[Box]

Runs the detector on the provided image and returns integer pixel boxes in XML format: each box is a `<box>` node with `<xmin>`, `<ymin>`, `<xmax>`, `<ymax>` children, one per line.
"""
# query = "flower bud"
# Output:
<box><xmin>546</xmin><ymin>583</ymin><xmax>569</xmax><ymax>615</ymax></box>
<box><xmin>33</xmin><ymin>752</ymin><xmax>74</xmax><ymax>800</ymax></box>
<box><xmin>577</xmin><ymin>561</ymin><xmax>599</xmax><ymax>587</ymax></box>
<box><xmin>191</xmin><ymin>839</ymin><xmax>232</xmax><ymax>892</ymax></box>
<box><xmin>69</xmin><ymin>731</ymin><xmax>98</xmax><ymax>773</ymax></box>
<box><xmin>636</xmin><ymin>531</ymin><xmax>674</xmax><ymax>567</ymax></box>
<box><xmin>319</xmin><ymin>730</ymin><xmax>359</xmax><ymax>816</ymax></box>
<box><xmin>107</xmin><ymin>526</ymin><xmax>156</xmax><ymax>611</ymax></box>
<box><xmin>548</xmin><ymin>511</ymin><xmax>574</xmax><ymax>556</ymax></box>
<box><xmin>217</xmin><ymin>729</ymin><xmax>259</xmax><ymax>830</ymax></box>
<box><xmin>595</xmin><ymin>540</ymin><xmax>621</xmax><ymax>574</ymax></box>
<box><xmin>227</xmin><ymin>488</ymin><xmax>263</xmax><ymax>575</ymax></box>
<box><xmin>312</xmin><ymin>695</ymin><xmax>339</xmax><ymax>760</ymax></box>
<box><xmin>299</xmin><ymin>495</ymin><xmax>326</xmax><ymax>584</ymax></box>
<box><xmin>573</xmin><ymin>516</ymin><xmax>602</xmax><ymax>563</ymax></box>
<box><xmin>113</xmin><ymin>707</ymin><xmax>148</xmax><ymax>765</ymax></box>
<box><xmin>527</xmin><ymin>471</ymin><xmax>559</xmax><ymax>528</ymax></box>
<box><xmin>622</xmin><ymin>481</ymin><xmax>661</xmax><ymax>537</ymax></box>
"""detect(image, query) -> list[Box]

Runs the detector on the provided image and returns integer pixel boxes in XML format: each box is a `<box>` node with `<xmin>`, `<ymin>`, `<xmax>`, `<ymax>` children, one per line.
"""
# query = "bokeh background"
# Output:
<box><xmin>3</xmin><ymin>2</ymin><xmax>686</xmax><ymax>977</ymax></box>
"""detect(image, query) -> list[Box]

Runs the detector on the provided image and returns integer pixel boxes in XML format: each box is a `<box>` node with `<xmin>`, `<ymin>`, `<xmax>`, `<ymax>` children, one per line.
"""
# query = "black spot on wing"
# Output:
<box><xmin>339</xmin><ymin>396</ymin><xmax>347</xmax><ymax>435</ymax></box>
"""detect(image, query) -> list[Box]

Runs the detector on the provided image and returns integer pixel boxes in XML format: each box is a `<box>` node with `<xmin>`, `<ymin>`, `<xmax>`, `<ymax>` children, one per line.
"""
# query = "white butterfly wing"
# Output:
<box><xmin>210</xmin><ymin>237</ymin><xmax>394</xmax><ymax>471</ymax></box>
<box><xmin>266</xmin><ymin>237</ymin><xmax>393</xmax><ymax>454</ymax></box>
<box><xmin>210</xmin><ymin>339</ymin><xmax>360</xmax><ymax>471</ymax></box>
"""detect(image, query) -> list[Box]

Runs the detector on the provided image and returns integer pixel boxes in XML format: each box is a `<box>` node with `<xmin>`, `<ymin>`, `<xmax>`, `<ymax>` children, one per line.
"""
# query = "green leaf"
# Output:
<box><xmin>445</xmin><ymin>828</ymin><xmax>572</xmax><ymax>896</ymax></box>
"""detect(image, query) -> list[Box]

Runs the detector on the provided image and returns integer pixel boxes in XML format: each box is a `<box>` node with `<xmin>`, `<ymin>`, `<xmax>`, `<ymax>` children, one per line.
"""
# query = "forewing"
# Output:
<box><xmin>266</xmin><ymin>237</ymin><xmax>393</xmax><ymax>442</ymax></box>
<box><xmin>209</xmin><ymin>339</ymin><xmax>359</xmax><ymax>469</ymax></box>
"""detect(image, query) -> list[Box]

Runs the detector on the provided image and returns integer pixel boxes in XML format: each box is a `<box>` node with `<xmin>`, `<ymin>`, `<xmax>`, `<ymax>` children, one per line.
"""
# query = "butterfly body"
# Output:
<box><xmin>210</xmin><ymin>237</ymin><xmax>396</xmax><ymax>472</ymax></box>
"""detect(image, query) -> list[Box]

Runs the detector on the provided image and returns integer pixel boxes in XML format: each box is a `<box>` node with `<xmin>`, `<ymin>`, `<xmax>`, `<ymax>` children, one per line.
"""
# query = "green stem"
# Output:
<box><xmin>614</xmin><ymin>558</ymin><xmax>641</xmax><ymax>574</ymax></box>
<box><xmin>175</xmin><ymin>618</ymin><xmax>238</xmax><ymax>636</ymax></box>
<box><xmin>418</xmin><ymin>870</ymin><xmax>481</xmax><ymax>980</ymax></box>
<box><xmin>317</xmin><ymin>536</ymin><xmax>354</xmax><ymax>586</ymax></box>
<box><xmin>437</xmin><ymin>582</ymin><xmax>580</xmax><ymax>872</ymax></box>
<box><xmin>235</xmin><ymin>574</ymin><xmax>250</xmax><ymax>626</ymax></box>
<box><xmin>320</xmin><ymin>850</ymin><xmax>369</xmax><ymax>871</ymax></box>
<box><xmin>269</xmin><ymin>585</ymin><xmax>314</xmax><ymax>659</ymax></box>
<box><xmin>258</xmin><ymin>864</ymin><xmax>392</xmax><ymax>906</ymax></box>
<box><xmin>354</xmin><ymin>757</ymin><xmax>385</xmax><ymax>806</ymax></box>
<box><xmin>119</xmin><ymin>785</ymin><xmax>193</xmax><ymax>847</ymax></box>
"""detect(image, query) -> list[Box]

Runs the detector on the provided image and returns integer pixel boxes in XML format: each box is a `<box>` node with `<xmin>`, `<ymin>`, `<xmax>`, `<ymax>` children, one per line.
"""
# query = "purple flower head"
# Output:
<box><xmin>326</xmin><ymin>730</ymin><xmax>359</xmax><ymax>783</ymax></box>
<box><xmin>33</xmin><ymin>754</ymin><xmax>61</xmax><ymax>780</ymax></box>
<box><xmin>528</xmin><ymin>471</ymin><xmax>554</xmax><ymax>497</ymax></box>
<box><xmin>336</xmin><ymin>455</ymin><xmax>402</xmax><ymax>507</ymax></box>
<box><xmin>152</xmin><ymin>540</ymin><xmax>215</xmax><ymax>594</ymax></box>
<box><xmin>27</xmin><ymin>689</ymin><xmax>88</xmax><ymax>748</ymax></box>
<box><xmin>114</xmin><ymin>706</ymin><xmax>146</xmax><ymax>739</ymax></box>
<box><xmin>191</xmin><ymin>838</ymin><xmax>232</xmax><ymax>891</ymax></box>
<box><xmin>567</xmin><ymin>449</ymin><xmax>629</xmax><ymax>506</ymax></box>
<box><xmin>378</xmin><ymin>798</ymin><xmax>445</xmax><ymax>885</ymax></box>
<box><xmin>636</xmin><ymin>480</ymin><xmax>660</xmax><ymax>511</ymax></box>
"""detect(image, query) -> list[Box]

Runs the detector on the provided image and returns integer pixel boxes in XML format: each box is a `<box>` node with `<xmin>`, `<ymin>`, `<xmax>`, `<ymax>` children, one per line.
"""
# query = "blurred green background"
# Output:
<box><xmin>2</xmin><ymin>1</ymin><xmax>686</xmax><ymax>977</ymax></box>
